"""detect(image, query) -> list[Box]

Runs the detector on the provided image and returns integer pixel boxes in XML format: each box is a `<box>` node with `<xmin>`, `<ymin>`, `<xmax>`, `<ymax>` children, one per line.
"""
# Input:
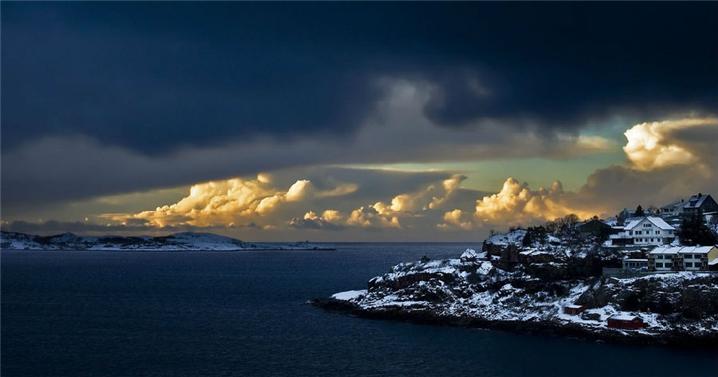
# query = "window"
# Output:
<box><xmin>665</xmin><ymin>263</ymin><xmax>673</xmax><ymax>268</ymax></box>
<box><xmin>656</xmin><ymin>263</ymin><xmax>663</xmax><ymax>268</ymax></box>
<box><xmin>655</xmin><ymin>231</ymin><xmax>660</xmax><ymax>235</ymax></box>
<box><xmin>636</xmin><ymin>231</ymin><xmax>642</xmax><ymax>235</ymax></box>
<box><xmin>644</xmin><ymin>223</ymin><xmax>651</xmax><ymax>228</ymax></box>
<box><xmin>685</xmin><ymin>262</ymin><xmax>693</xmax><ymax>268</ymax></box>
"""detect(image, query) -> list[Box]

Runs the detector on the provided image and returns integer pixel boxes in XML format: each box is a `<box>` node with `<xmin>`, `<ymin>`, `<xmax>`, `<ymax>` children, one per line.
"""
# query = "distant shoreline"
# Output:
<box><xmin>0</xmin><ymin>230</ymin><xmax>335</xmax><ymax>252</ymax></box>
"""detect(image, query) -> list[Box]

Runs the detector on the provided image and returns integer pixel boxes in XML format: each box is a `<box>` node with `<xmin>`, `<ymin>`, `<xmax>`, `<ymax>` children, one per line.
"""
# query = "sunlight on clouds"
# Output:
<box><xmin>293</xmin><ymin>174</ymin><xmax>466</xmax><ymax>230</ymax></box>
<box><xmin>438</xmin><ymin>209</ymin><xmax>473</xmax><ymax>230</ymax></box>
<box><xmin>472</xmin><ymin>177</ymin><xmax>595</xmax><ymax>226</ymax></box>
<box><xmin>107</xmin><ymin>175</ymin><xmax>354</xmax><ymax>228</ymax></box>
<box><xmin>348</xmin><ymin>206</ymin><xmax>401</xmax><ymax>228</ymax></box>
<box><xmin>555</xmin><ymin>133</ymin><xmax>615</xmax><ymax>153</ymax></box>
<box><xmin>302</xmin><ymin>209</ymin><xmax>345</xmax><ymax>223</ymax></box>
<box><xmin>365</xmin><ymin>174</ymin><xmax>465</xmax><ymax>226</ymax></box>
<box><xmin>623</xmin><ymin>117</ymin><xmax>718</xmax><ymax>171</ymax></box>
<box><xmin>380</xmin><ymin>174</ymin><xmax>466</xmax><ymax>214</ymax></box>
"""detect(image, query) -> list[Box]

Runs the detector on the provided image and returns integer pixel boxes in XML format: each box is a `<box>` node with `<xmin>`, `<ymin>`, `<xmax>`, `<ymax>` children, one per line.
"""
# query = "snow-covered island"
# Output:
<box><xmin>313</xmin><ymin>215</ymin><xmax>718</xmax><ymax>346</ymax></box>
<box><xmin>0</xmin><ymin>231</ymin><xmax>333</xmax><ymax>251</ymax></box>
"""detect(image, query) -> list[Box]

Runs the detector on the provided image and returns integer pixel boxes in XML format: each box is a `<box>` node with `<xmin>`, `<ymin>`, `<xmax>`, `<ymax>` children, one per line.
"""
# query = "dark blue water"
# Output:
<box><xmin>2</xmin><ymin>244</ymin><xmax>716</xmax><ymax>377</ymax></box>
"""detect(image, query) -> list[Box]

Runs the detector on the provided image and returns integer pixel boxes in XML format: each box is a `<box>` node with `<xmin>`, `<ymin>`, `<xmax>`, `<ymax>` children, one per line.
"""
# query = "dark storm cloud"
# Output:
<box><xmin>3</xmin><ymin>2</ymin><xmax>717</xmax><ymax>154</ymax></box>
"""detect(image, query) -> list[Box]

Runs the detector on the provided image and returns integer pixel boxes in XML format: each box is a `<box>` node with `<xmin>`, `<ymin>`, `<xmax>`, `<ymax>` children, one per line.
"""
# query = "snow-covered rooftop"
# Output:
<box><xmin>624</xmin><ymin>216</ymin><xmax>675</xmax><ymax>231</ymax></box>
<box><xmin>660</xmin><ymin>198</ymin><xmax>684</xmax><ymax>210</ymax></box>
<box><xmin>610</xmin><ymin>314</ymin><xmax>639</xmax><ymax>321</ymax></box>
<box><xmin>649</xmin><ymin>245</ymin><xmax>716</xmax><ymax>255</ymax></box>
<box><xmin>684</xmin><ymin>194</ymin><xmax>711</xmax><ymax>209</ymax></box>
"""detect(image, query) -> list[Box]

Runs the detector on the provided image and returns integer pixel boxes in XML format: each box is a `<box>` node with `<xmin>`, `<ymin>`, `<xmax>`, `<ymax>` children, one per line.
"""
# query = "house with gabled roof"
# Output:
<box><xmin>607</xmin><ymin>216</ymin><xmax>676</xmax><ymax>247</ymax></box>
<box><xmin>682</xmin><ymin>193</ymin><xmax>718</xmax><ymax>217</ymax></box>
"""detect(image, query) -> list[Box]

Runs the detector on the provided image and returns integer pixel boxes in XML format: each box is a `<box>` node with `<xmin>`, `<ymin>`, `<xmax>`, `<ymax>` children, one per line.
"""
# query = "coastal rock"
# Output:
<box><xmin>318</xmin><ymin>252</ymin><xmax>718</xmax><ymax>346</ymax></box>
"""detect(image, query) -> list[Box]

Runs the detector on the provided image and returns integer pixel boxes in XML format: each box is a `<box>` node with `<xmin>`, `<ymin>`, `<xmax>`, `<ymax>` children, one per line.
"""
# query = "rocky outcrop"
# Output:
<box><xmin>315</xmin><ymin>249</ymin><xmax>718</xmax><ymax>346</ymax></box>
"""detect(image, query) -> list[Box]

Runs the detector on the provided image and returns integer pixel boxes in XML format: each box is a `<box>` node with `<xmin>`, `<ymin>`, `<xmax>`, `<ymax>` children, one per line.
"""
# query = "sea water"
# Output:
<box><xmin>2</xmin><ymin>244</ymin><xmax>715</xmax><ymax>377</ymax></box>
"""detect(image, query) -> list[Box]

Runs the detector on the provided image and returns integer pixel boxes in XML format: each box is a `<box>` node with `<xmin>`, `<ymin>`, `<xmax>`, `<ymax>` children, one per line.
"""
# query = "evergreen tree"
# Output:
<box><xmin>634</xmin><ymin>205</ymin><xmax>645</xmax><ymax>217</ymax></box>
<box><xmin>523</xmin><ymin>225</ymin><xmax>548</xmax><ymax>246</ymax></box>
<box><xmin>678</xmin><ymin>210</ymin><xmax>717</xmax><ymax>246</ymax></box>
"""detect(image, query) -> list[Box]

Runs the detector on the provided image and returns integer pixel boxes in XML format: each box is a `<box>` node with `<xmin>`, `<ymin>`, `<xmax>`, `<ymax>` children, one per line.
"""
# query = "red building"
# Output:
<box><xmin>562</xmin><ymin>305</ymin><xmax>586</xmax><ymax>315</ymax></box>
<box><xmin>607</xmin><ymin>315</ymin><xmax>646</xmax><ymax>330</ymax></box>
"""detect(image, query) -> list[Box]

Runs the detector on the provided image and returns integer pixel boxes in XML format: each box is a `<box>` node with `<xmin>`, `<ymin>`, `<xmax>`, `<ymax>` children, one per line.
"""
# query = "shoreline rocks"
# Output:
<box><xmin>313</xmin><ymin>248</ymin><xmax>718</xmax><ymax>348</ymax></box>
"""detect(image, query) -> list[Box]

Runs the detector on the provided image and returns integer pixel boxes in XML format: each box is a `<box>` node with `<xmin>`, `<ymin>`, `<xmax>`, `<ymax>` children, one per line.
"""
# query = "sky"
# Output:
<box><xmin>2</xmin><ymin>2</ymin><xmax>717</xmax><ymax>241</ymax></box>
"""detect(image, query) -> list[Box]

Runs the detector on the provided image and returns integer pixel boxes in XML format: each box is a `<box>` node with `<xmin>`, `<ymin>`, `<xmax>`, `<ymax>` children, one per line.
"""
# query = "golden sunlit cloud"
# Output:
<box><xmin>472</xmin><ymin>177</ymin><xmax>596</xmax><ymax>226</ymax></box>
<box><xmin>294</xmin><ymin>174</ymin><xmax>466</xmax><ymax>230</ymax></box>
<box><xmin>623</xmin><ymin>117</ymin><xmax>718</xmax><ymax>171</ymax></box>
<box><xmin>374</xmin><ymin>174</ymin><xmax>465</xmax><ymax>214</ymax></box>
<box><xmin>348</xmin><ymin>206</ymin><xmax>401</xmax><ymax>228</ymax></box>
<box><xmin>352</xmin><ymin>174</ymin><xmax>465</xmax><ymax>227</ymax></box>
<box><xmin>106</xmin><ymin>175</ymin><xmax>356</xmax><ymax>228</ymax></box>
<box><xmin>437</xmin><ymin>209</ymin><xmax>473</xmax><ymax>230</ymax></box>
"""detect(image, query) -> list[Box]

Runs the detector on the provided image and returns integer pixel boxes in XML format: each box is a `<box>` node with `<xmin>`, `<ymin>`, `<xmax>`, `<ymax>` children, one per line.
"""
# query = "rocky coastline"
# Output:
<box><xmin>312</xmin><ymin>246</ymin><xmax>718</xmax><ymax>347</ymax></box>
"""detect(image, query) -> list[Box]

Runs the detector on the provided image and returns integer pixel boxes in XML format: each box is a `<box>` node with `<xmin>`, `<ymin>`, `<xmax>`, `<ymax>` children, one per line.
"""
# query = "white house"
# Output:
<box><xmin>608</xmin><ymin>216</ymin><xmax>676</xmax><ymax>247</ymax></box>
<box><xmin>648</xmin><ymin>245</ymin><xmax>718</xmax><ymax>271</ymax></box>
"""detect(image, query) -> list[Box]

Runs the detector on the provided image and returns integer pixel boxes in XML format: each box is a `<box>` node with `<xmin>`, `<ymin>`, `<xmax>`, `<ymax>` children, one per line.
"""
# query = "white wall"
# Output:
<box><xmin>628</xmin><ymin>219</ymin><xmax>673</xmax><ymax>246</ymax></box>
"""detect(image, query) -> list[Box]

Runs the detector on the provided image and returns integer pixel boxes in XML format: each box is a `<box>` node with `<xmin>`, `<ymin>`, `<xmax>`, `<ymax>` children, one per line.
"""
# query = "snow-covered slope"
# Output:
<box><xmin>317</xmin><ymin>248</ymin><xmax>718</xmax><ymax>345</ymax></box>
<box><xmin>0</xmin><ymin>231</ymin><xmax>330</xmax><ymax>251</ymax></box>
<box><xmin>485</xmin><ymin>229</ymin><xmax>527</xmax><ymax>246</ymax></box>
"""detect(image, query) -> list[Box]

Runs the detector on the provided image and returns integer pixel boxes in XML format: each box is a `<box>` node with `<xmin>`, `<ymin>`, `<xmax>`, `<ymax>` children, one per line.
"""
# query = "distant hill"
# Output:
<box><xmin>0</xmin><ymin>231</ymin><xmax>331</xmax><ymax>251</ymax></box>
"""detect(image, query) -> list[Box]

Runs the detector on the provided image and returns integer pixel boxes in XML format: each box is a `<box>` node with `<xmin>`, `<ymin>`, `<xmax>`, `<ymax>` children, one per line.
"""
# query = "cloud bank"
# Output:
<box><xmin>107</xmin><ymin>175</ymin><xmax>356</xmax><ymax>228</ymax></box>
<box><xmin>623</xmin><ymin>117</ymin><xmax>718</xmax><ymax>171</ymax></box>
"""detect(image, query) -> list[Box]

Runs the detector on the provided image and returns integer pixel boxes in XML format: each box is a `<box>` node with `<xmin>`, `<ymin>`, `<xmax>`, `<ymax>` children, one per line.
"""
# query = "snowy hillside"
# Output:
<box><xmin>315</xmin><ymin>248</ymin><xmax>718</xmax><ymax>345</ymax></box>
<box><xmin>0</xmin><ymin>231</ymin><xmax>331</xmax><ymax>251</ymax></box>
<box><xmin>485</xmin><ymin>229</ymin><xmax>527</xmax><ymax>246</ymax></box>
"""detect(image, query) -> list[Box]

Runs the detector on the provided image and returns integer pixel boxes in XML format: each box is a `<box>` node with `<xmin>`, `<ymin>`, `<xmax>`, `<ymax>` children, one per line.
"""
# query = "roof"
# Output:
<box><xmin>660</xmin><ymin>199</ymin><xmax>684</xmax><ymax>210</ymax></box>
<box><xmin>609</xmin><ymin>314</ymin><xmax>639</xmax><ymax>321</ymax></box>
<box><xmin>649</xmin><ymin>246</ymin><xmax>716</xmax><ymax>255</ymax></box>
<box><xmin>650</xmin><ymin>246</ymin><xmax>680</xmax><ymax>255</ymax></box>
<box><xmin>684</xmin><ymin>194</ymin><xmax>710</xmax><ymax>209</ymax></box>
<box><xmin>624</xmin><ymin>216</ymin><xmax>675</xmax><ymax>231</ymax></box>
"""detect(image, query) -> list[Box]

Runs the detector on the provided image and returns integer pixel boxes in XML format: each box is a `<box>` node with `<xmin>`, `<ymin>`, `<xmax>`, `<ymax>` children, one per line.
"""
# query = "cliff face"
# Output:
<box><xmin>319</xmin><ymin>249</ymin><xmax>718</xmax><ymax>345</ymax></box>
